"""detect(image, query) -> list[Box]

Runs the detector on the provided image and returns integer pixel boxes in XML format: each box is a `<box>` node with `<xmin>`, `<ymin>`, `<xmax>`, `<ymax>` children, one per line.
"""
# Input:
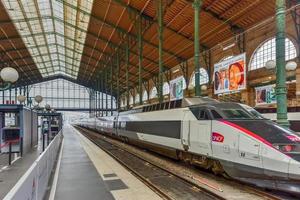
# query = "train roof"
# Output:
<box><xmin>111</xmin><ymin>98</ymin><xmax>265</xmax><ymax>121</ymax></box>
<box><xmin>119</xmin><ymin>97</ymin><xmax>222</xmax><ymax>115</ymax></box>
<box><xmin>182</xmin><ymin>97</ymin><xmax>219</xmax><ymax>107</ymax></box>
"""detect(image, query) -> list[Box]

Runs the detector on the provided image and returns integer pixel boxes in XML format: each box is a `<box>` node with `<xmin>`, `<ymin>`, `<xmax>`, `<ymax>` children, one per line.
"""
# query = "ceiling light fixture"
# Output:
<box><xmin>172</xmin><ymin>69</ymin><xmax>180</xmax><ymax>73</ymax></box>
<box><xmin>222</xmin><ymin>43</ymin><xmax>235</xmax><ymax>51</ymax></box>
<box><xmin>0</xmin><ymin>67</ymin><xmax>19</xmax><ymax>91</ymax></box>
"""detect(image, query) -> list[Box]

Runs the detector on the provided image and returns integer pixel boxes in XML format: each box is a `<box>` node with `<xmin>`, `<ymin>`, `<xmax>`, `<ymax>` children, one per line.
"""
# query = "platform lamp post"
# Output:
<box><xmin>0</xmin><ymin>67</ymin><xmax>19</xmax><ymax>92</ymax></box>
<box><xmin>28</xmin><ymin>97</ymin><xmax>33</xmax><ymax>108</ymax></box>
<box><xmin>17</xmin><ymin>95</ymin><xmax>26</xmax><ymax>105</ymax></box>
<box><xmin>34</xmin><ymin>95</ymin><xmax>43</xmax><ymax>106</ymax></box>
<box><xmin>33</xmin><ymin>95</ymin><xmax>43</xmax><ymax>112</ymax></box>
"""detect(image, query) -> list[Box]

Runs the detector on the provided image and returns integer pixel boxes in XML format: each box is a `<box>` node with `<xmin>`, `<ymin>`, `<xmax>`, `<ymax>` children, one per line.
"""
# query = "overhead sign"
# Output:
<box><xmin>214</xmin><ymin>53</ymin><xmax>246</xmax><ymax>94</ymax></box>
<box><xmin>170</xmin><ymin>76</ymin><xmax>184</xmax><ymax>101</ymax></box>
<box><xmin>255</xmin><ymin>84</ymin><xmax>276</xmax><ymax>105</ymax></box>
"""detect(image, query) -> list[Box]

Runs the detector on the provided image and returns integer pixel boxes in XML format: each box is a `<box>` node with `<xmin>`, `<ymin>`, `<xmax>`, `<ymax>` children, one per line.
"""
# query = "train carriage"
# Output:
<box><xmin>79</xmin><ymin>97</ymin><xmax>300</xmax><ymax>194</ymax></box>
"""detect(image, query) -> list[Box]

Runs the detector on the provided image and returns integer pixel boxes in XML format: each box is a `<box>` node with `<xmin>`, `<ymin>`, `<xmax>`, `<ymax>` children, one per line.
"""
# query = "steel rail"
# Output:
<box><xmin>73</xmin><ymin>125</ymin><xmax>293</xmax><ymax>200</ymax></box>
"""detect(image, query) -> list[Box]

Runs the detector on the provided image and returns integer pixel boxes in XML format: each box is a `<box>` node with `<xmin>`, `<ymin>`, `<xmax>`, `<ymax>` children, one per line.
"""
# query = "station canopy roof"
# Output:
<box><xmin>0</xmin><ymin>0</ymin><xmax>275</xmax><ymax>91</ymax></box>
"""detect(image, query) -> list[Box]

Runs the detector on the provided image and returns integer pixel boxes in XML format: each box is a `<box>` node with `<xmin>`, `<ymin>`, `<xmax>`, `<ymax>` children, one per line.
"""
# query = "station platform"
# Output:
<box><xmin>50</xmin><ymin>125</ymin><xmax>161</xmax><ymax>200</ymax></box>
<box><xmin>0</xmin><ymin>147</ymin><xmax>39</xmax><ymax>199</ymax></box>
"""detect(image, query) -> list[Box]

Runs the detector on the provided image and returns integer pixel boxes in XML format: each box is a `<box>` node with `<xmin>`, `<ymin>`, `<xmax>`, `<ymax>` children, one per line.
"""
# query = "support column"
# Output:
<box><xmin>97</xmin><ymin>79</ymin><xmax>100</xmax><ymax>117</ymax></box>
<box><xmin>14</xmin><ymin>88</ymin><xmax>17</xmax><ymax>103</ymax></box>
<box><xmin>2</xmin><ymin>90</ymin><xmax>4</xmax><ymax>104</ymax></box>
<box><xmin>290</xmin><ymin>0</ymin><xmax>300</xmax><ymax>55</ymax></box>
<box><xmin>105</xmin><ymin>69</ymin><xmax>108</xmax><ymax>116</ymax></box>
<box><xmin>126</xmin><ymin>40</ymin><xmax>130</xmax><ymax>109</ymax></box>
<box><xmin>93</xmin><ymin>90</ymin><xmax>96</xmax><ymax>116</ymax></box>
<box><xmin>26</xmin><ymin>86</ymin><xmax>29</xmax><ymax>106</ymax></box>
<box><xmin>158</xmin><ymin>0</ymin><xmax>164</xmax><ymax>103</ymax></box>
<box><xmin>25</xmin><ymin>86</ymin><xmax>27</xmax><ymax>103</ymax></box>
<box><xmin>193</xmin><ymin>0</ymin><xmax>203</xmax><ymax>97</ymax></box>
<box><xmin>275</xmin><ymin>0</ymin><xmax>289</xmax><ymax>127</ymax></box>
<box><xmin>95</xmin><ymin>88</ymin><xmax>98</xmax><ymax>117</ymax></box>
<box><xmin>9</xmin><ymin>88</ymin><xmax>11</xmax><ymax>104</ymax></box>
<box><xmin>147</xmin><ymin>80</ymin><xmax>150</xmax><ymax>102</ymax></box>
<box><xmin>89</xmin><ymin>90</ymin><xmax>92</xmax><ymax>116</ymax></box>
<box><xmin>101</xmin><ymin>73</ymin><xmax>104</xmax><ymax>117</ymax></box>
<box><xmin>292</xmin><ymin>3</ymin><xmax>300</xmax><ymax>98</ymax></box>
<box><xmin>138</xmin><ymin>17</ymin><xmax>143</xmax><ymax>105</ymax></box>
<box><xmin>116</xmin><ymin>53</ymin><xmax>120</xmax><ymax>111</ymax></box>
<box><xmin>94</xmin><ymin>91</ymin><xmax>96</xmax><ymax>116</ymax></box>
<box><xmin>110</xmin><ymin>61</ymin><xmax>113</xmax><ymax>116</ymax></box>
<box><xmin>296</xmin><ymin>67</ymin><xmax>300</xmax><ymax>97</ymax></box>
<box><xmin>99</xmin><ymin>77</ymin><xmax>101</xmax><ymax>117</ymax></box>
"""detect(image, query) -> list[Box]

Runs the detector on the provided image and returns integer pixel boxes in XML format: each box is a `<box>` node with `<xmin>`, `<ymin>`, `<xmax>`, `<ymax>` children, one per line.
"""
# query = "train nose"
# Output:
<box><xmin>289</xmin><ymin>158</ymin><xmax>300</xmax><ymax>180</ymax></box>
<box><xmin>287</xmin><ymin>158</ymin><xmax>300</xmax><ymax>194</ymax></box>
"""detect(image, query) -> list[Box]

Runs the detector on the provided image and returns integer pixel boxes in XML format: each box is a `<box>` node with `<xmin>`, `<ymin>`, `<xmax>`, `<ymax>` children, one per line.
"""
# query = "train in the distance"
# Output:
<box><xmin>79</xmin><ymin>97</ymin><xmax>300</xmax><ymax>194</ymax></box>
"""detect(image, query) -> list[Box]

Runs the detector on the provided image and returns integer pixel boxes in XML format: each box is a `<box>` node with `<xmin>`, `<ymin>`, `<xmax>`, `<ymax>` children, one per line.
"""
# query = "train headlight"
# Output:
<box><xmin>281</xmin><ymin>145</ymin><xmax>294</xmax><ymax>152</ymax></box>
<box><xmin>273</xmin><ymin>144</ymin><xmax>299</xmax><ymax>153</ymax></box>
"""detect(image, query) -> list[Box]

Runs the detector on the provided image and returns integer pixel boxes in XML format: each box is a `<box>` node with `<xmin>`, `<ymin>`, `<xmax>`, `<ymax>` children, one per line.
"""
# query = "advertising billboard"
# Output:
<box><xmin>214</xmin><ymin>53</ymin><xmax>246</xmax><ymax>94</ymax></box>
<box><xmin>255</xmin><ymin>84</ymin><xmax>276</xmax><ymax>105</ymax></box>
<box><xmin>170</xmin><ymin>76</ymin><xmax>184</xmax><ymax>101</ymax></box>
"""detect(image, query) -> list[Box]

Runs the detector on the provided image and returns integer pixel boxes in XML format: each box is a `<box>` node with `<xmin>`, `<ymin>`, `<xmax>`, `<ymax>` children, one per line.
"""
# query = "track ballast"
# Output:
<box><xmin>75</xmin><ymin>125</ymin><xmax>226</xmax><ymax>200</ymax></box>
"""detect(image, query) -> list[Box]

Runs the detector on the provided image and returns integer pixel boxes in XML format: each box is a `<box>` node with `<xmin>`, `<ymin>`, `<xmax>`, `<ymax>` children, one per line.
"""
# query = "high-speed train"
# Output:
<box><xmin>79</xmin><ymin>97</ymin><xmax>300</xmax><ymax>194</ymax></box>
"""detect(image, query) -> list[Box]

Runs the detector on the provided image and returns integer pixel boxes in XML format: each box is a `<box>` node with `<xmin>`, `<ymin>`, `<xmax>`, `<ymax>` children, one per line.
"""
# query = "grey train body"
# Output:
<box><xmin>79</xmin><ymin>97</ymin><xmax>300</xmax><ymax>195</ymax></box>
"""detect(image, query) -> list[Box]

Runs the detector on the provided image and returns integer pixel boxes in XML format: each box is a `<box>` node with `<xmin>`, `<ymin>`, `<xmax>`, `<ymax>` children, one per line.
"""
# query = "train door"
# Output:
<box><xmin>112</xmin><ymin>117</ymin><xmax>117</xmax><ymax>135</ymax></box>
<box><xmin>189</xmin><ymin>108</ymin><xmax>212</xmax><ymax>156</ymax></box>
<box><xmin>238</xmin><ymin>134</ymin><xmax>262</xmax><ymax>167</ymax></box>
<box><xmin>181</xmin><ymin>110</ymin><xmax>190</xmax><ymax>149</ymax></box>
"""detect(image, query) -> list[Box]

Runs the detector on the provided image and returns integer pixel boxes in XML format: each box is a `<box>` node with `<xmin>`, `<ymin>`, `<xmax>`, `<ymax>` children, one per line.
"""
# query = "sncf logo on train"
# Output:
<box><xmin>212</xmin><ymin>132</ymin><xmax>224</xmax><ymax>143</ymax></box>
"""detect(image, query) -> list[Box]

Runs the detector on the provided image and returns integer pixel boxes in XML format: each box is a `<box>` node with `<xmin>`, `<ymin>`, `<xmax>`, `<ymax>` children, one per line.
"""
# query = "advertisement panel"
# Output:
<box><xmin>214</xmin><ymin>53</ymin><xmax>246</xmax><ymax>94</ymax></box>
<box><xmin>255</xmin><ymin>84</ymin><xmax>276</xmax><ymax>105</ymax></box>
<box><xmin>170</xmin><ymin>76</ymin><xmax>184</xmax><ymax>101</ymax></box>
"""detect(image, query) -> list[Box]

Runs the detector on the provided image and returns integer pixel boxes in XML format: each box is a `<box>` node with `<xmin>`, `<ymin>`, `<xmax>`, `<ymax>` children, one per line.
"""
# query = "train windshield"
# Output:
<box><xmin>221</xmin><ymin>109</ymin><xmax>253</xmax><ymax>119</ymax></box>
<box><xmin>239</xmin><ymin>104</ymin><xmax>265</xmax><ymax>119</ymax></box>
<box><xmin>220</xmin><ymin>104</ymin><xmax>265</xmax><ymax>120</ymax></box>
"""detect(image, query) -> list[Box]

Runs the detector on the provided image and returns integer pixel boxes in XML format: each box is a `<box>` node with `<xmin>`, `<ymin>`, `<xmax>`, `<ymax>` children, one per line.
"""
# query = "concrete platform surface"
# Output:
<box><xmin>53</xmin><ymin>125</ymin><xmax>161</xmax><ymax>200</ymax></box>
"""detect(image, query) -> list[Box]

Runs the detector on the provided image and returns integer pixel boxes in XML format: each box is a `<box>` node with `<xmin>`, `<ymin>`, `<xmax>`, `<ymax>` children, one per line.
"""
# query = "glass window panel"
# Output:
<box><xmin>69</xmin><ymin>99</ymin><xmax>74</xmax><ymax>108</ymax></box>
<box><xmin>249</xmin><ymin>38</ymin><xmax>297</xmax><ymax>71</ymax></box>
<box><xmin>188</xmin><ymin>68</ymin><xmax>209</xmax><ymax>89</ymax></box>
<box><xmin>2</xmin><ymin>0</ymin><xmax>94</xmax><ymax>78</ymax></box>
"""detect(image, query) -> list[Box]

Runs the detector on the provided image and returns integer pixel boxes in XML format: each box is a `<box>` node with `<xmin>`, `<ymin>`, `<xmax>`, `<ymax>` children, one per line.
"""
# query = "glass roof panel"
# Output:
<box><xmin>3</xmin><ymin>0</ymin><xmax>94</xmax><ymax>79</ymax></box>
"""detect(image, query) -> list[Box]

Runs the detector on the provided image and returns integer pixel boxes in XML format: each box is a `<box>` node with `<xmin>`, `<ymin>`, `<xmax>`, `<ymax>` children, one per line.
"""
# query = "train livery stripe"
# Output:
<box><xmin>122</xmin><ymin>121</ymin><xmax>181</xmax><ymax>139</ymax></box>
<box><xmin>219</xmin><ymin>120</ymin><xmax>295</xmax><ymax>159</ymax></box>
<box><xmin>219</xmin><ymin>120</ymin><xmax>273</xmax><ymax>147</ymax></box>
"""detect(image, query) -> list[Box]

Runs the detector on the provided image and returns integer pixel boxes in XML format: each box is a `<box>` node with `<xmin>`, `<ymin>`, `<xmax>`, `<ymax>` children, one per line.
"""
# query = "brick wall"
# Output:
<box><xmin>121</xmin><ymin>12</ymin><xmax>300</xmax><ymax>108</ymax></box>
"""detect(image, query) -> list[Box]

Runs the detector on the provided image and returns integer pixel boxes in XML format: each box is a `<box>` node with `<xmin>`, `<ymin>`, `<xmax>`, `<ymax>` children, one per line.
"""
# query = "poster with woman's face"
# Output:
<box><xmin>214</xmin><ymin>53</ymin><xmax>246</xmax><ymax>94</ymax></box>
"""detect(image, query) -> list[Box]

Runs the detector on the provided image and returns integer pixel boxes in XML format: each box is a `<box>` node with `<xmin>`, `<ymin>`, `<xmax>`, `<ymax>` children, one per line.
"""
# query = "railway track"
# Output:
<box><xmin>74</xmin><ymin>126</ymin><xmax>294</xmax><ymax>200</ymax></box>
<box><xmin>75</xmin><ymin>126</ymin><xmax>225</xmax><ymax>200</ymax></box>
